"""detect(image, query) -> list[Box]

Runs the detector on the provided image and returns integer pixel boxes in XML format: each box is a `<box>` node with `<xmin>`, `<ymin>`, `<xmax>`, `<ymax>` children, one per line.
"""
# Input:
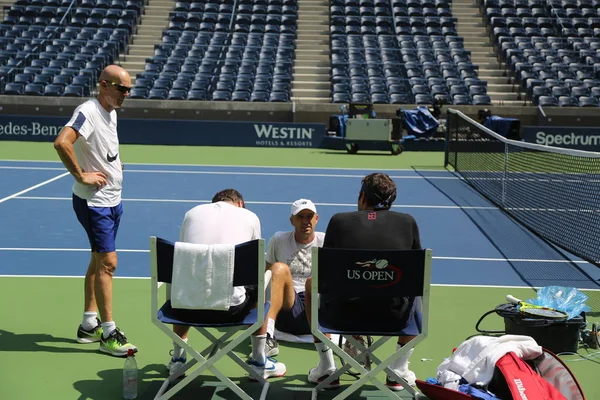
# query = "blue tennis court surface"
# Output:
<box><xmin>1</xmin><ymin>159</ymin><xmax>599</xmax><ymax>291</ymax></box>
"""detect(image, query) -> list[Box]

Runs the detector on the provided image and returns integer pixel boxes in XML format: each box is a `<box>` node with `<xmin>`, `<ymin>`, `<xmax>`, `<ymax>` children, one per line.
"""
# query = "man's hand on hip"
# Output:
<box><xmin>79</xmin><ymin>172</ymin><xmax>108</xmax><ymax>189</ymax></box>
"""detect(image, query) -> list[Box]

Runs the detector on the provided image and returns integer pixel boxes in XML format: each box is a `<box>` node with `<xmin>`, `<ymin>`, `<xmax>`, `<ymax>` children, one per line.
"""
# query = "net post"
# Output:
<box><xmin>444</xmin><ymin>108</ymin><xmax>453</xmax><ymax>168</ymax></box>
<box><xmin>502</xmin><ymin>143</ymin><xmax>508</xmax><ymax>207</ymax></box>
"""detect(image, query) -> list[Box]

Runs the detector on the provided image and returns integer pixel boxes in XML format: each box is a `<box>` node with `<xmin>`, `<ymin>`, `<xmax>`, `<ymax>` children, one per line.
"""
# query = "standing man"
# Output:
<box><xmin>304</xmin><ymin>173</ymin><xmax>422</xmax><ymax>391</ymax></box>
<box><xmin>262</xmin><ymin>199</ymin><xmax>325</xmax><ymax>355</ymax></box>
<box><xmin>54</xmin><ymin>65</ymin><xmax>136</xmax><ymax>357</ymax></box>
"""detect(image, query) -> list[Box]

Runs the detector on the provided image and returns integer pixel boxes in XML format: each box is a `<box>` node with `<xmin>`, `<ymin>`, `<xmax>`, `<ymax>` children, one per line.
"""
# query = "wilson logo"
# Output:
<box><xmin>513</xmin><ymin>379</ymin><xmax>528</xmax><ymax>400</ymax></box>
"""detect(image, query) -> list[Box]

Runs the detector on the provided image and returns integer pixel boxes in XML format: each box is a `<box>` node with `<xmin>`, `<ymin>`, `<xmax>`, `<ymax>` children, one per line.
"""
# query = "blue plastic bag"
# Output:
<box><xmin>527</xmin><ymin>286</ymin><xmax>591</xmax><ymax>320</ymax></box>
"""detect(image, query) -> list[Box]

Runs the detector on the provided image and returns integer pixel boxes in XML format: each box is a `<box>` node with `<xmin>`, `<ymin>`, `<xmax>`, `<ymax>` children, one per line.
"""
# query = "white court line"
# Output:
<box><xmin>0</xmin><ymin>274</ymin><xmax>596</xmax><ymax>290</ymax></box>
<box><xmin>0</xmin><ymin>172</ymin><xmax>70</xmax><ymax>205</ymax></box>
<box><xmin>0</xmin><ymin>159</ymin><xmax>445</xmax><ymax>172</ymax></box>
<box><xmin>0</xmin><ymin>166</ymin><xmax>66</xmax><ymax>171</ymax></box>
<box><xmin>0</xmin><ymin>247</ymin><xmax>590</xmax><ymax>264</ymax></box>
<box><xmin>13</xmin><ymin>196</ymin><xmax>497</xmax><ymax>210</ymax></box>
<box><xmin>0</xmin><ymin>165</ymin><xmax>457</xmax><ymax>179</ymax></box>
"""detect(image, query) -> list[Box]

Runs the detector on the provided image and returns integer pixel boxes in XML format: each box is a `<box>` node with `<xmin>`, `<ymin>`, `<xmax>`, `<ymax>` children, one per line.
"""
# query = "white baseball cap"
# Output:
<box><xmin>291</xmin><ymin>198</ymin><xmax>317</xmax><ymax>215</ymax></box>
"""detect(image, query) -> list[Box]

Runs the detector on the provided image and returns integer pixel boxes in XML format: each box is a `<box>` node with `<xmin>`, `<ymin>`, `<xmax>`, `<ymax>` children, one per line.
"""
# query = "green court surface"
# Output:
<box><xmin>0</xmin><ymin>142</ymin><xmax>598</xmax><ymax>399</ymax></box>
<box><xmin>0</xmin><ymin>141</ymin><xmax>445</xmax><ymax>169</ymax></box>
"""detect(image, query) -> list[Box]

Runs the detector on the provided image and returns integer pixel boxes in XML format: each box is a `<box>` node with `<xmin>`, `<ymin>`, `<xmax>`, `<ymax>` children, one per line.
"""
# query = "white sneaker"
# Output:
<box><xmin>308</xmin><ymin>363</ymin><xmax>340</xmax><ymax>389</ymax></box>
<box><xmin>167</xmin><ymin>357</ymin><xmax>186</xmax><ymax>377</ymax></box>
<box><xmin>385</xmin><ymin>368</ymin><xmax>416</xmax><ymax>391</ymax></box>
<box><xmin>248</xmin><ymin>357</ymin><xmax>286</xmax><ymax>381</ymax></box>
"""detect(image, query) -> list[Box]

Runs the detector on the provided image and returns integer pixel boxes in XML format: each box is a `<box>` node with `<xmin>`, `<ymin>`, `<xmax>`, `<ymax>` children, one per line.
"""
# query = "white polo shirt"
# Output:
<box><xmin>266</xmin><ymin>231</ymin><xmax>325</xmax><ymax>293</ymax></box>
<box><xmin>180</xmin><ymin>201</ymin><xmax>262</xmax><ymax>306</ymax></box>
<box><xmin>65</xmin><ymin>99</ymin><xmax>122</xmax><ymax>207</ymax></box>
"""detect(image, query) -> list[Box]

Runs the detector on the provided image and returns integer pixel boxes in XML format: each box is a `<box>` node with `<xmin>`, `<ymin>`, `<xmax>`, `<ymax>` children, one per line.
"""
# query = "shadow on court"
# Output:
<box><xmin>418</xmin><ymin>169</ymin><xmax>600</xmax><ymax>315</ymax></box>
<box><xmin>0</xmin><ymin>329</ymin><xmax>92</xmax><ymax>354</ymax></box>
<box><xmin>73</xmin><ymin>363</ymin><xmax>403</xmax><ymax>400</ymax></box>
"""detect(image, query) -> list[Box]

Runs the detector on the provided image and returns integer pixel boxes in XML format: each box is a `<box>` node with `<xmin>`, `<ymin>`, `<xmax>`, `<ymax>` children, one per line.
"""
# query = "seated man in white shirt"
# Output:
<box><xmin>168</xmin><ymin>189</ymin><xmax>285</xmax><ymax>379</ymax></box>
<box><xmin>261</xmin><ymin>199</ymin><xmax>325</xmax><ymax>356</ymax></box>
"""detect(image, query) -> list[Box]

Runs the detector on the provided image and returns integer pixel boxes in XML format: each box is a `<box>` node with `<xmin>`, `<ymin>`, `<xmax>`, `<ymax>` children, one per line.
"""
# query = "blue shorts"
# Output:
<box><xmin>275</xmin><ymin>291</ymin><xmax>311</xmax><ymax>335</ymax></box>
<box><xmin>72</xmin><ymin>194</ymin><xmax>123</xmax><ymax>253</ymax></box>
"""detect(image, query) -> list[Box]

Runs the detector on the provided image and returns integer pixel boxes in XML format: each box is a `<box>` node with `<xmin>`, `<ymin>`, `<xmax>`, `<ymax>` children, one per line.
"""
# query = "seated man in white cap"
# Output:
<box><xmin>259</xmin><ymin>199</ymin><xmax>325</xmax><ymax>356</ymax></box>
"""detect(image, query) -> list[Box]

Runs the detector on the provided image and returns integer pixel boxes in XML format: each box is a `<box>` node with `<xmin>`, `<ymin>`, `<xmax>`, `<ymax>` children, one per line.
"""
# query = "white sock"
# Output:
<box><xmin>390</xmin><ymin>344</ymin><xmax>414</xmax><ymax>372</ymax></box>
<box><xmin>173</xmin><ymin>338</ymin><xmax>188</xmax><ymax>360</ymax></box>
<box><xmin>251</xmin><ymin>335</ymin><xmax>267</xmax><ymax>364</ymax></box>
<box><xmin>266</xmin><ymin>318</ymin><xmax>275</xmax><ymax>338</ymax></box>
<box><xmin>81</xmin><ymin>312</ymin><xmax>98</xmax><ymax>330</ymax></box>
<box><xmin>101</xmin><ymin>321</ymin><xmax>116</xmax><ymax>339</ymax></box>
<box><xmin>315</xmin><ymin>342</ymin><xmax>335</xmax><ymax>371</ymax></box>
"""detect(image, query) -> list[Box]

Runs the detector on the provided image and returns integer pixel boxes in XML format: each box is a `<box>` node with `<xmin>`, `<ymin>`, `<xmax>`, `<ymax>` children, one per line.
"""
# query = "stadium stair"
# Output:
<box><xmin>291</xmin><ymin>0</ymin><xmax>332</xmax><ymax>102</ymax></box>
<box><xmin>119</xmin><ymin>0</ymin><xmax>174</xmax><ymax>84</ymax></box>
<box><xmin>453</xmin><ymin>0</ymin><xmax>520</xmax><ymax>105</ymax></box>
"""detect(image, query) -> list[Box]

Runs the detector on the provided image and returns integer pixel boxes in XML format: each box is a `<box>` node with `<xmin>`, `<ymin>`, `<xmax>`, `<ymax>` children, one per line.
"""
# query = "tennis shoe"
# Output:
<box><xmin>167</xmin><ymin>355</ymin><xmax>187</xmax><ymax>378</ymax></box>
<box><xmin>247</xmin><ymin>333</ymin><xmax>279</xmax><ymax>358</ymax></box>
<box><xmin>76</xmin><ymin>318</ymin><xmax>103</xmax><ymax>343</ymax></box>
<box><xmin>385</xmin><ymin>368</ymin><xmax>416</xmax><ymax>391</ymax></box>
<box><xmin>99</xmin><ymin>328</ymin><xmax>137</xmax><ymax>357</ymax></box>
<box><xmin>248</xmin><ymin>357</ymin><xmax>286</xmax><ymax>380</ymax></box>
<box><xmin>265</xmin><ymin>333</ymin><xmax>279</xmax><ymax>357</ymax></box>
<box><xmin>308</xmin><ymin>363</ymin><xmax>340</xmax><ymax>389</ymax></box>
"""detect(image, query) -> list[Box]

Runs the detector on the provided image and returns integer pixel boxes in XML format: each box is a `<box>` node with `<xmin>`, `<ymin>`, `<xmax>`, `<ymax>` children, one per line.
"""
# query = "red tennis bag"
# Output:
<box><xmin>416</xmin><ymin>348</ymin><xmax>585</xmax><ymax>400</ymax></box>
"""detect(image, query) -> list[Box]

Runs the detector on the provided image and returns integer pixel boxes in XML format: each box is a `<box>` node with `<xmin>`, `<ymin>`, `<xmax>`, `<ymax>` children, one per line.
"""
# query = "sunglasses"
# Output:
<box><xmin>103</xmin><ymin>80</ymin><xmax>131</xmax><ymax>94</ymax></box>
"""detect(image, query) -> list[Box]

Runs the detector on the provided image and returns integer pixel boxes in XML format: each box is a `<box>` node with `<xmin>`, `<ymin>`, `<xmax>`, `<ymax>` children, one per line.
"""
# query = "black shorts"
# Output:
<box><xmin>275</xmin><ymin>291</ymin><xmax>311</xmax><ymax>335</ymax></box>
<box><xmin>169</xmin><ymin>286</ymin><xmax>258</xmax><ymax>324</ymax></box>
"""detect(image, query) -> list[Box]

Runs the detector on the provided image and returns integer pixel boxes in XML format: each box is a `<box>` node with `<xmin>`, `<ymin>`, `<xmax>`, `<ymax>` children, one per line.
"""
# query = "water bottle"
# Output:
<box><xmin>123</xmin><ymin>348</ymin><xmax>138</xmax><ymax>399</ymax></box>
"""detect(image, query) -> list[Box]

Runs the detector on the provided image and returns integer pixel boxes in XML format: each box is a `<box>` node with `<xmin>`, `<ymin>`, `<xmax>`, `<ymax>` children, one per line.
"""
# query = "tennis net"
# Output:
<box><xmin>444</xmin><ymin>109</ymin><xmax>600</xmax><ymax>268</ymax></box>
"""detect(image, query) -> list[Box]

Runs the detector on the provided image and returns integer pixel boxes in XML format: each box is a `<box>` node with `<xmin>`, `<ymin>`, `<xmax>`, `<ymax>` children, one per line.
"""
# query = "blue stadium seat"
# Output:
<box><xmin>44</xmin><ymin>84</ymin><xmax>64</xmax><ymax>96</ymax></box>
<box><xmin>129</xmin><ymin>87</ymin><xmax>149</xmax><ymax>99</ymax></box>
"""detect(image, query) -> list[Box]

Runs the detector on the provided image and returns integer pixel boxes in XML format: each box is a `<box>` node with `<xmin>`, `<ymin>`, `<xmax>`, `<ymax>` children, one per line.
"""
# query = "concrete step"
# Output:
<box><xmin>296</xmin><ymin>48</ymin><xmax>331</xmax><ymax>56</ymax></box>
<box><xmin>293</xmin><ymin>81</ymin><xmax>330</xmax><ymax>90</ymax></box>
<box><xmin>464</xmin><ymin>41</ymin><xmax>494</xmax><ymax>47</ymax></box>
<box><xmin>296</xmin><ymin>39</ymin><xmax>330</xmax><ymax>47</ymax></box>
<box><xmin>131</xmin><ymin>38</ymin><xmax>161</xmax><ymax>46</ymax></box>
<box><xmin>294</xmin><ymin>54</ymin><xmax>330</xmax><ymax>61</ymax></box>
<box><xmin>133</xmin><ymin>33</ymin><xmax>163</xmax><ymax>41</ymax></box>
<box><xmin>487</xmin><ymin>84</ymin><xmax>516</xmax><ymax>93</ymax></box>
<box><xmin>293</xmin><ymin>73</ymin><xmax>331</xmax><ymax>82</ymax></box>
<box><xmin>457</xmin><ymin>27</ymin><xmax>488</xmax><ymax>33</ymax></box>
<box><xmin>483</xmin><ymin>76</ymin><xmax>512</xmax><ymax>84</ymax></box>
<box><xmin>140</xmin><ymin>17</ymin><xmax>170</xmax><ymax>25</ymax></box>
<box><xmin>296</xmin><ymin>31</ymin><xmax>330</xmax><ymax>36</ymax></box>
<box><xmin>298</xmin><ymin>22</ymin><xmax>330</xmax><ymax>28</ymax></box>
<box><xmin>297</xmin><ymin>11</ymin><xmax>330</xmax><ymax>16</ymax></box>
<box><xmin>294</xmin><ymin>59</ymin><xmax>330</xmax><ymax>67</ymax></box>
<box><xmin>119</xmin><ymin>61</ymin><xmax>146</xmax><ymax>71</ymax></box>
<box><xmin>299</xmin><ymin>0</ymin><xmax>329</xmax><ymax>5</ymax></box>
<box><xmin>293</xmin><ymin>66</ymin><xmax>330</xmax><ymax>74</ymax></box>
<box><xmin>489</xmin><ymin>91</ymin><xmax>520</xmax><ymax>100</ymax></box>
<box><xmin>457</xmin><ymin>22</ymin><xmax>486</xmax><ymax>27</ymax></box>
<box><xmin>122</xmin><ymin>54</ymin><xmax>150</xmax><ymax>63</ymax></box>
<box><xmin>471</xmin><ymin>56</ymin><xmax>500</xmax><ymax>64</ymax></box>
<box><xmin>452</xmin><ymin>12</ymin><xmax>482</xmax><ymax>17</ymax></box>
<box><xmin>128</xmin><ymin>45</ymin><xmax>155</xmax><ymax>56</ymax></box>
<box><xmin>478</xmin><ymin>69</ymin><xmax>506</xmax><ymax>77</ymax></box>
<box><xmin>291</xmin><ymin>96</ymin><xmax>332</xmax><ymax>103</ymax></box>
<box><xmin>471</xmin><ymin>51</ymin><xmax>498</xmax><ymax>57</ymax></box>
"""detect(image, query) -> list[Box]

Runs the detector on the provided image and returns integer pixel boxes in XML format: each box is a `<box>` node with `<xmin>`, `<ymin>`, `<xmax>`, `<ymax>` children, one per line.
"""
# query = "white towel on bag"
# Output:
<box><xmin>171</xmin><ymin>241</ymin><xmax>235</xmax><ymax>311</ymax></box>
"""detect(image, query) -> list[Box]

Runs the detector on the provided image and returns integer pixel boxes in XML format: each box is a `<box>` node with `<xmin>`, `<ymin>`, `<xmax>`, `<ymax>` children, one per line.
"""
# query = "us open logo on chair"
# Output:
<box><xmin>346</xmin><ymin>259</ymin><xmax>403</xmax><ymax>288</ymax></box>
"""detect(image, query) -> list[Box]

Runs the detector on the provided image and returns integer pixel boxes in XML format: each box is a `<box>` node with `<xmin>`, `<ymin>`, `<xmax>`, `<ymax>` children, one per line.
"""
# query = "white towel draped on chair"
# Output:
<box><xmin>171</xmin><ymin>242</ymin><xmax>235</xmax><ymax>311</ymax></box>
